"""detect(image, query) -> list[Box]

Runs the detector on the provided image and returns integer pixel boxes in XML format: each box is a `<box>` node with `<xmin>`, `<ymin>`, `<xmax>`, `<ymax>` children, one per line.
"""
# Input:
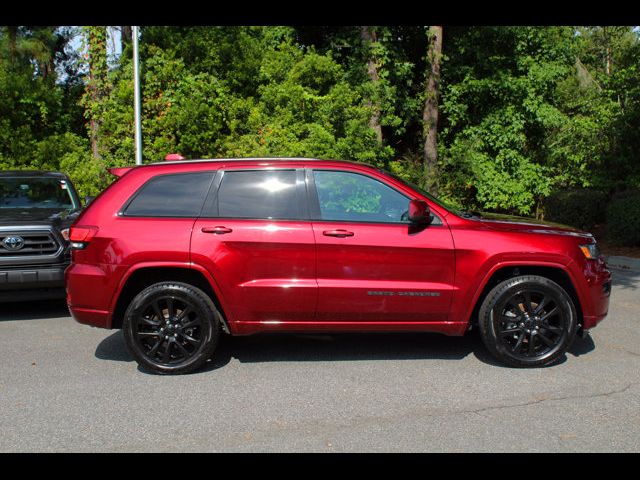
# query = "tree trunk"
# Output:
<box><xmin>7</xmin><ymin>26</ymin><xmax>18</xmax><ymax>60</ymax></box>
<box><xmin>423</xmin><ymin>26</ymin><xmax>442</xmax><ymax>195</ymax></box>
<box><xmin>360</xmin><ymin>26</ymin><xmax>383</xmax><ymax>145</ymax></box>
<box><xmin>121</xmin><ymin>26</ymin><xmax>132</xmax><ymax>53</ymax></box>
<box><xmin>602</xmin><ymin>27</ymin><xmax>613</xmax><ymax>76</ymax></box>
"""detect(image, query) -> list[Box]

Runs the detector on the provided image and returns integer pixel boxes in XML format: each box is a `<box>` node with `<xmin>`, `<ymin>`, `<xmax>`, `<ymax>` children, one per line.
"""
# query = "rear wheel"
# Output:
<box><xmin>478</xmin><ymin>275</ymin><xmax>577</xmax><ymax>368</ymax></box>
<box><xmin>123</xmin><ymin>282</ymin><xmax>221</xmax><ymax>374</ymax></box>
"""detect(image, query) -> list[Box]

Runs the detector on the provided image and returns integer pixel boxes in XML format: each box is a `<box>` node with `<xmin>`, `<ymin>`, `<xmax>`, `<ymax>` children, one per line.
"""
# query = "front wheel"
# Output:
<box><xmin>123</xmin><ymin>282</ymin><xmax>221</xmax><ymax>374</ymax></box>
<box><xmin>478</xmin><ymin>275</ymin><xmax>577</xmax><ymax>368</ymax></box>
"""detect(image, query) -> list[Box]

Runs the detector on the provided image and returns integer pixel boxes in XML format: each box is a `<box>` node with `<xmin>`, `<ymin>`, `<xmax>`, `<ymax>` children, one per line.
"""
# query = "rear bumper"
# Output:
<box><xmin>67</xmin><ymin>304</ymin><xmax>111</xmax><ymax>329</ymax></box>
<box><xmin>65</xmin><ymin>262</ymin><xmax>118</xmax><ymax>329</ymax></box>
<box><xmin>0</xmin><ymin>264</ymin><xmax>67</xmax><ymax>302</ymax></box>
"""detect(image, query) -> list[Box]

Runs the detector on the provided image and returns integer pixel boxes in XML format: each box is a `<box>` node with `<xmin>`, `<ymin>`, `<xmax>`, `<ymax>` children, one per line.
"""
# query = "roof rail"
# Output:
<box><xmin>149</xmin><ymin>157</ymin><xmax>326</xmax><ymax>166</ymax></box>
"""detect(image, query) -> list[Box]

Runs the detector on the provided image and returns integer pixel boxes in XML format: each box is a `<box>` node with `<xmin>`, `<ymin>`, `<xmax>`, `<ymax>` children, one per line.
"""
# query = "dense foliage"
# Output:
<box><xmin>543</xmin><ymin>189</ymin><xmax>608</xmax><ymax>231</ymax></box>
<box><xmin>607</xmin><ymin>190</ymin><xmax>640</xmax><ymax>246</ymax></box>
<box><xmin>1</xmin><ymin>26</ymin><xmax>639</xmax><ymax>242</ymax></box>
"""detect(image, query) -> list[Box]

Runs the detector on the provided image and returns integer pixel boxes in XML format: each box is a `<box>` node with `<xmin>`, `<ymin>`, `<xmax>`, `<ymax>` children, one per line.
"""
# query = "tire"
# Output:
<box><xmin>123</xmin><ymin>282</ymin><xmax>221</xmax><ymax>374</ymax></box>
<box><xmin>478</xmin><ymin>275</ymin><xmax>577</xmax><ymax>368</ymax></box>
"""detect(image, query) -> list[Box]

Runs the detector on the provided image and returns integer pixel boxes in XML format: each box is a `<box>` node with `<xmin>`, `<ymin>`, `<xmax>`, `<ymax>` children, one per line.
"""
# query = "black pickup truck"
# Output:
<box><xmin>0</xmin><ymin>171</ymin><xmax>83</xmax><ymax>302</ymax></box>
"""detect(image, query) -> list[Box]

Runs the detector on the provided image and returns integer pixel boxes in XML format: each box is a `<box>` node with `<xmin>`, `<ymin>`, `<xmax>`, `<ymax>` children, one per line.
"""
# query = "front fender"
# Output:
<box><xmin>449</xmin><ymin>252</ymin><xmax>575</xmax><ymax>331</ymax></box>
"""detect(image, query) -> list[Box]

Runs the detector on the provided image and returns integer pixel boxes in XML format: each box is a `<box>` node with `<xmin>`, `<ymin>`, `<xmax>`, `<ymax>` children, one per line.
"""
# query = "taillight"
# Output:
<box><xmin>69</xmin><ymin>226</ymin><xmax>99</xmax><ymax>249</ymax></box>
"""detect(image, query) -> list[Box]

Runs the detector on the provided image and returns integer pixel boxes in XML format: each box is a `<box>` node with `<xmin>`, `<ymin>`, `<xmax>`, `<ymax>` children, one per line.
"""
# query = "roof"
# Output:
<box><xmin>148</xmin><ymin>157</ymin><xmax>365</xmax><ymax>167</ymax></box>
<box><xmin>0</xmin><ymin>170</ymin><xmax>69</xmax><ymax>178</ymax></box>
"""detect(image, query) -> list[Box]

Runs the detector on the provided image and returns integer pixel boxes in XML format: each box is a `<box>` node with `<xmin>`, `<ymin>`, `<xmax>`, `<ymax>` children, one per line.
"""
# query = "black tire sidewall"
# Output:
<box><xmin>479</xmin><ymin>275</ymin><xmax>577</xmax><ymax>368</ymax></box>
<box><xmin>123</xmin><ymin>282</ymin><xmax>220</xmax><ymax>374</ymax></box>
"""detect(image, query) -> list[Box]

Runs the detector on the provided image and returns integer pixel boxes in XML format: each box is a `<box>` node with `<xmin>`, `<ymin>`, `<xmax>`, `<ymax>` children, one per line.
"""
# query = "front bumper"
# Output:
<box><xmin>577</xmin><ymin>258</ymin><xmax>611</xmax><ymax>331</ymax></box>
<box><xmin>0</xmin><ymin>264</ymin><xmax>67</xmax><ymax>302</ymax></box>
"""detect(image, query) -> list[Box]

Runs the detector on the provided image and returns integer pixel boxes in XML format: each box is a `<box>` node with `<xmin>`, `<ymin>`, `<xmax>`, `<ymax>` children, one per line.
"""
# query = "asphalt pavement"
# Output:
<box><xmin>1</xmin><ymin>268</ymin><xmax>639</xmax><ymax>452</ymax></box>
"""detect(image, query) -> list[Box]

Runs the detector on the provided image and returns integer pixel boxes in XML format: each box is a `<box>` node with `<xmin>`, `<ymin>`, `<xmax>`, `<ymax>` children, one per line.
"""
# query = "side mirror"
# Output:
<box><xmin>408</xmin><ymin>199</ymin><xmax>431</xmax><ymax>225</ymax></box>
<box><xmin>84</xmin><ymin>196</ymin><xmax>95</xmax><ymax>206</ymax></box>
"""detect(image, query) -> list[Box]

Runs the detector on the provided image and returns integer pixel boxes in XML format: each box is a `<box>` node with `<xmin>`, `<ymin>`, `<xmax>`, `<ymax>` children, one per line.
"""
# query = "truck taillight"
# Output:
<box><xmin>69</xmin><ymin>226</ymin><xmax>99</xmax><ymax>249</ymax></box>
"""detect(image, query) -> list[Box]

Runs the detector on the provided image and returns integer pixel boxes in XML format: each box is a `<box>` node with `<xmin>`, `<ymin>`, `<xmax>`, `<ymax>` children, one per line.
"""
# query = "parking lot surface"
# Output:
<box><xmin>1</xmin><ymin>269</ymin><xmax>639</xmax><ymax>452</ymax></box>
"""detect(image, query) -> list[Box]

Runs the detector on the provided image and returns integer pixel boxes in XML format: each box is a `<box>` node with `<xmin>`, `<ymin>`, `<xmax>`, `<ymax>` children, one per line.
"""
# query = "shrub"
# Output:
<box><xmin>544</xmin><ymin>189</ymin><xmax>607</xmax><ymax>230</ymax></box>
<box><xmin>606</xmin><ymin>190</ymin><xmax>640</xmax><ymax>246</ymax></box>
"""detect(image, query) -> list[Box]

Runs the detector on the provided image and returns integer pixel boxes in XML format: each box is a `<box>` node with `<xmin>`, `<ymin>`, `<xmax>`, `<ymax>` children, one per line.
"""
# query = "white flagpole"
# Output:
<box><xmin>133</xmin><ymin>26</ymin><xmax>143</xmax><ymax>165</ymax></box>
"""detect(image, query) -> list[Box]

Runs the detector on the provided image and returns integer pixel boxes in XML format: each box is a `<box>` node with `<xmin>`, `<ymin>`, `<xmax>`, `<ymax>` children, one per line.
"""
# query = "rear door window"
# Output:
<box><xmin>213</xmin><ymin>170</ymin><xmax>302</xmax><ymax>220</ymax></box>
<box><xmin>123</xmin><ymin>172</ymin><xmax>214</xmax><ymax>217</ymax></box>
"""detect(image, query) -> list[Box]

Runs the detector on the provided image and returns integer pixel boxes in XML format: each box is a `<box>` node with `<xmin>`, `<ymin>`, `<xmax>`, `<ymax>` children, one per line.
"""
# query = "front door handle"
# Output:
<box><xmin>201</xmin><ymin>226</ymin><xmax>233</xmax><ymax>235</ymax></box>
<box><xmin>323</xmin><ymin>229</ymin><xmax>354</xmax><ymax>238</ymax></box>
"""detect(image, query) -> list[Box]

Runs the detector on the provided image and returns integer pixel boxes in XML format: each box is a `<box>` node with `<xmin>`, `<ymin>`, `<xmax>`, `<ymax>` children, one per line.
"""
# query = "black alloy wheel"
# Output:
<box><xmin>478</xmin><ymin>275</ymin><xmax>577</xmax><ymax>368</ymax></box>
<box><xmin>123</xmin><ymin>282</ymin><xmax>221</xmax><ymax>374</ymax></box>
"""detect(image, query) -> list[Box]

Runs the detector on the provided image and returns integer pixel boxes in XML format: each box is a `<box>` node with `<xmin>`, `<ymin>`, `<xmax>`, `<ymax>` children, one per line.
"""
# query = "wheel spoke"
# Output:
<box><xmin>537</xmin><ymin>331</ymin><xmax>556</xmax><ymax>348</ymax></box>
<box><xmin>182</xmin><ymin>318</ymin><xmax>202</xmax><ymax>330</ymax></box>
<box><xmin>181</xmin><ymin>333</ymin><xmax>201</xmax><ymax>345</ymax></box>
<box><xmin>523</xmin><ymin>292</ymin><xmax>534</xmax><ymax>314</ymax></box>
<box><xmin>543</xmin><ymin>325</ymin><xmax>563</xmax><ymax>335</ymax></box>
<box><xmin>148</xmin><ymin>338</ymin><xmax>163</xmax><ymax>356</ymax></box>
<box><xmin>140</xmin><ymin>317</ymin><xmax>160</xmax><ymax>327</ymax></box>
<box><xmin>533</xmin><ymin>296</ymin><xmax>548</xmax><ymax>315</ymax></box>
<box><xmin>176</xmin><ymin>306</ymin><xmax>192</xmax><ymax>322</ymax></box>
<box><xmin>507</xmin><ymin>299</ymin><xmax>524</xmax><ymax>313</ymax></box>
<box><xmin>540</xmin><ymin>307</ymin><xmax>559</xmax><ymax>322</ymax></box>
<box><xmin>500</xmin><ymin>327</ymin><xmax>521</xmax><ymax>337</ymax></box>
<box><xmin>152</xmin><ymin>301</ymin><xmax>165</xmax><ymax>322</ymax></box>
<box><xmin>162</xmin><ymin>341</ymin><xmax>172</xmax><ymax>362</ymax></box>
<box><xmin>528</xmin><ymin>332</ymin><xmax>536</xmax><ymax>356</ymax></box>
<box><xmin>174</xmin><ymin>341</ymin><xmax>190</xmax><ymax>357</ymax></box>
<box><xmin>512</xmin><ymin>332</ymin><xmax>526</xmax><ymax>353</ymax></box>
<box><xmin>138</xmin><ymin>331</ymin><xmax>161</xmax><ymax>337</ymax></box>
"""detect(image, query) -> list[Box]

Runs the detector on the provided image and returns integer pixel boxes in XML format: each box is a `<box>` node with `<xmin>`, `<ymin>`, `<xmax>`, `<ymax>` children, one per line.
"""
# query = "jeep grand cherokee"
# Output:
<box><xmin>66</xmin><ymin>158</ymin><xmax>611</xmax><ymax>373</ymax></box>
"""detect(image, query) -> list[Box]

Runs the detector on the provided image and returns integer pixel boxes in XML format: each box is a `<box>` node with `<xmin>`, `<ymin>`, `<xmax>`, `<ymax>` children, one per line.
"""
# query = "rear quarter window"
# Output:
<box><xmin>123</xmin><ymin>172</ymin><xmax>214</xmax><ymax>217</ymax></box>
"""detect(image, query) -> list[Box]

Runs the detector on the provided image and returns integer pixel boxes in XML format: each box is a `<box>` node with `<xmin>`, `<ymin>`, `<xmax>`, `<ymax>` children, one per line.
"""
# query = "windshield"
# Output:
<box><xmin>0</xmin><ymin>177</ymin><xmax>78</xmax><ymax>210</ymax></box>
<box><xmin>378</xmin><ymin>169</ymin><xmax>461</xmax><ymax>216</ymax></box>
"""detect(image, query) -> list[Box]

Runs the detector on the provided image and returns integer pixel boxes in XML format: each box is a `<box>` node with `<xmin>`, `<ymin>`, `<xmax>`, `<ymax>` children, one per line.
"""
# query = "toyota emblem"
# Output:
<box><xmin>2</xmin><ymin>235</ymin><xmax>25</xmax><ymax>251</ymax></box>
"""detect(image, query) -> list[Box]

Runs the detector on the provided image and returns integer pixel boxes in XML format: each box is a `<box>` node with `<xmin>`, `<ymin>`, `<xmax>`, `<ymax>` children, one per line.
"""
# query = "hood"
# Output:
<box><xmin>0</xmin><ymin>208</ymin><xmax>81</xmax><ymax>229</ymax></box>
<box><xmin>467</xmin><ymin>211</ymin><xmax>593</xmax><ymax>238</ymax></box>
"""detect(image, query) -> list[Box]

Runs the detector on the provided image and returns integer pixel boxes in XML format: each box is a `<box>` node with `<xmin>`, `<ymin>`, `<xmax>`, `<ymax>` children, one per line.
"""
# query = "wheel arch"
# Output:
<box><xmin>110</xmin><ymin>264</ymin><xmax>231</xmax><ymax>333</ymax></box>
<box><xmin>467</xmin><ymin>264</ymin><xmax>584</xmax><ymax>333</ymax></box>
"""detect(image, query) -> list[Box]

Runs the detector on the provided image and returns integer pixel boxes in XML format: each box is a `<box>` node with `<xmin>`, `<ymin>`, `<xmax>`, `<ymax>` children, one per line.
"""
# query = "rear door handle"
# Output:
<box><xmin>322</xmin><ymin>229</ymin><xmax>354</xmax><ymax>238</ymax></box>
<box><xmin>201</xmin><ymin>226</ymin><xmax>233</xmax><ymax>235</ymax></box>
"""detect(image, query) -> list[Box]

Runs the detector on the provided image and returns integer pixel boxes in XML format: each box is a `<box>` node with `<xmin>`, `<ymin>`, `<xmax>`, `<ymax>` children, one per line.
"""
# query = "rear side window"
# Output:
<box><xmin>215</xmin><ymin>170</ymin><xmax>300</xmax><ymax>220</ymax></box>
<box><xmin>123</xmin><ymin>172</ymin><xmax>213</xmax><ymax>217</ymax></box>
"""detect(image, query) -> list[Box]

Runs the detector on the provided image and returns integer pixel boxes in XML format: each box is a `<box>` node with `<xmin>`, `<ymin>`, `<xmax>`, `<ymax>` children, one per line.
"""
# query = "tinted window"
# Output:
<box><xmin>216</xmin><ymin>170</ymin><xmax>300</xmax><ymax>219</ymax></box>
<box><xmin>313</xmin><ymin>170</ymin><xmax>409</xmax><ymax>223</ymax></box>
<box><xmin>124</xmin><ymin>172</ymin><xmax>213</xmax><ymax>217</ymax></box>
<box><xmin>0</xmin><ymin>177</ymin><xmax>77</xmax><ymax>210</ymax></box>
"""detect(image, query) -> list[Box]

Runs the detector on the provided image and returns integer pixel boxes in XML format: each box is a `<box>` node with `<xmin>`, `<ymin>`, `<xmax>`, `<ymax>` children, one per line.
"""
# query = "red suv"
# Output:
<box><xmin>66</xmin><ymin>158</ymin><xmax>611</xmax><ymax>374</ymax></box>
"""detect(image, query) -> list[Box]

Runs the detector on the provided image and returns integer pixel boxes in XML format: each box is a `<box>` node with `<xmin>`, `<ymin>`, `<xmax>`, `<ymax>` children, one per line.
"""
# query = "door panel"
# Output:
<box><xmin>313</xmin><ymin>222</ymin><xmax>455</xmax><ymax>322</ymax></box>
<box><xmin>309</xmin><ymin>168</ymin><xmax>455</xmax><ymax>323</ymax></box>
<box><xmin>191</xmin><ymin>220</ymin><xmax>317</xmax><ymax>324</ymax></box>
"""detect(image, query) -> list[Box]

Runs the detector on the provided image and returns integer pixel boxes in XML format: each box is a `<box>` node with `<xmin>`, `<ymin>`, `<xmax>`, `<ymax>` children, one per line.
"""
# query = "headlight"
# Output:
<box><xmin>579</xmin><ymin>243</ymin><xmax>601</xmax><ymax>259</ymax></box>
<box><xmin>60</xmin><ymin>228</ymin><xmax>70</xmax><ymax>241</ymax></box>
